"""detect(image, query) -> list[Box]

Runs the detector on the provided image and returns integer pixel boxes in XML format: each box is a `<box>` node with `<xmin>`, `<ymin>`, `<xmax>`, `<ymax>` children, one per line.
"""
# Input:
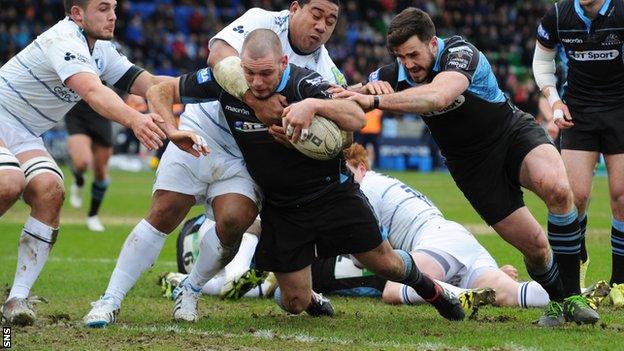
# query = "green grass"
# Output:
<box><xmin>1</xmin><ymin>169</ymin><xmax>622</xmax><ymax>350</ymax></box>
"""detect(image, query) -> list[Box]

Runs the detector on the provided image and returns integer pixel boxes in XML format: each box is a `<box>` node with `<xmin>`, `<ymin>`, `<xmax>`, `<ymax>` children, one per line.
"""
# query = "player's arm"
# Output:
<box><xmin>65</xmin><ymin>72</ymin><xmax>165</xmax><ymax>150</ymax></box>
<box><xmin>126</xmin><ymin>70</ymin><xmax>177</xmax><ymax>97</ymax></box>
<box><xmin>533</xmin><ymin>42</ymin><xmax>573</xmax><ymax>128</ymax></box>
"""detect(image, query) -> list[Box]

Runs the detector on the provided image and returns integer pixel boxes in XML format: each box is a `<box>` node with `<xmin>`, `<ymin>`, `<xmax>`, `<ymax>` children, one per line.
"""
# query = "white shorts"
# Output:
<box><xmin>0</xmin><ymin>115</ymin><xmax>47</xmax><ymax>155</ymax></box>
<box><xmin>153</xmin><ymin>104</ymin><xmax>262</xmax><ymax>213</ymax></box>
<box><xmin>410</xmin><ymin>218</ymin><xmax>498</xmax><ymax>289</ymax></box>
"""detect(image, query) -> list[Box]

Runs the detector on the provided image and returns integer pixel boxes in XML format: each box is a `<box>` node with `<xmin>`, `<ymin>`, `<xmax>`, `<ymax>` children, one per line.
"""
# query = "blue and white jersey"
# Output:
<box><xmin>368</xmin><ymin>36</ymin><xmax>513</xmax><ymax>159</ymax></box>
<box><xmin>0</xmin><ymin>18</ymin><xmax>138</xmax><ymax>136</ymax></box>
<box><xmin>359</xmin><ymin>171</ymin><xmax>443</xmax><ymax>251</ymax></box>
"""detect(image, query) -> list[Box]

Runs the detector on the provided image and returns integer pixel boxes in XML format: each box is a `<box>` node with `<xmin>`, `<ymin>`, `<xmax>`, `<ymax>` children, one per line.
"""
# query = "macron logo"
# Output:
<box><xmin>225</xmin><ymin>105</ymin><xmax>251</xmax><ymax>115</ymax></box>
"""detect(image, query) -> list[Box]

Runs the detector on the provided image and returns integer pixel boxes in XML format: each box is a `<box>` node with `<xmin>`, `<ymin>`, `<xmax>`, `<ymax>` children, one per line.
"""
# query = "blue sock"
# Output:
<box><xmin>548</xmin><ymin>209</ymin><xmax>581</xmax><ymax>296</ymax></box>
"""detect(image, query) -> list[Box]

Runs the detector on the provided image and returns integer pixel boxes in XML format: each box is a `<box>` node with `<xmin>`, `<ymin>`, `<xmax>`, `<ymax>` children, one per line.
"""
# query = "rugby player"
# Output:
<box><xmin>0</xmin><ymin>0</ymin><xmax>203</xmax><ymax>326</ymax></box>
<box><xmin>65</xmin><ymin>101</ymin><xmax>114</xmax><ymax>231</ymax></box>
<box><xmin>83</xmin><ymin>0</ymin><xmax>352</xmax><ymax>327</ymax></box>
<box><xmin>533</xmin><ymin>0</ymin><xmax>624</xmax><ymax>303</ymax></box>
<box><xmin>336</xmin><ymin>7</ymin><xmax>598</xmax><ymax>326</ymax></box>
<box><xmin>147</xmin><ymin>29</ymin><xmax>465</xmax><ymax>322</ymax></box>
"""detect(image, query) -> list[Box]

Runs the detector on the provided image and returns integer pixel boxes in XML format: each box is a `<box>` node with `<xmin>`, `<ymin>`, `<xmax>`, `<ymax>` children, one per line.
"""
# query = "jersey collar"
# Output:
<box><xmin>432</xmin><ymin>37</ymin><xmax>445</xmax><ymax>72</ymax></box>
<box><xmin>66</xmin><ymin>16</ymin><xmax>94</xmax><ymax>54</ymax></box>
<box><xmin>574</xmin><ymin>0</ymin><xmax>612</xmax><ymax>32</ymax></box>
<box><xmin>275</xmin><ymin>63</ymin><xmax>292</xmax><ymax>93</ymax></box>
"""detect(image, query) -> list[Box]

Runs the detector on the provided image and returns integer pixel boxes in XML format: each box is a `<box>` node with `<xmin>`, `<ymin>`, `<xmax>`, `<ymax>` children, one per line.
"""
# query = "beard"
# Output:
<box><xmin>83</xmin><ymin>20</ymin><xmax>115</xmax><ymax>41</ymax></box>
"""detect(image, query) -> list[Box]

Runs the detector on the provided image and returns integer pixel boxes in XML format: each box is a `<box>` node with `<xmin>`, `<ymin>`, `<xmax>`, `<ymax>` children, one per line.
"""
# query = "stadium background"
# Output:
<box><xmin>0</xmin><ymin>0</ymin><xmax>559</xmax><ymax>171</ymax></box>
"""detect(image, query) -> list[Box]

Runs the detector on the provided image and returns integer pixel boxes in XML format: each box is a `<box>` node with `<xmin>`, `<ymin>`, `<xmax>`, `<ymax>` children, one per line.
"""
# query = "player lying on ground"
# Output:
<box><xmin>335</xmin><ymin>7</ymin><xmax>597</xmax><ymax>327</ymax></box>
<box><xmin>0</xmin><ymin>0</ymin><xmax>205</xmax><ymax>326</ymax></box>
<box><xmin>83</xmin><ymin>0</ymin><xmax>350</xmax><ymax>328</ymax></box>
<box><xmin>147</xmin><ymin>29</ymin><xmax>465</xmax><ymax>322</ymax></box>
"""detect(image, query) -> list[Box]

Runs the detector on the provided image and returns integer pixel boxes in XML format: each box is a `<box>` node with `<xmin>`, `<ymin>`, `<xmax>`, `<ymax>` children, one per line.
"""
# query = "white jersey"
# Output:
<box><xmin>209</xmin><ymin>8</ymin><xmax>346</xmax><ymax>86</ymax></box>
<box><xmin>359</xmin><ymin>171</ymin><xmax>444</xmax><ymax>251</ymax></box>
<box><xmin>0</xmin><ymin>18</ymin><xmax>135</xmax><ymax>136</ymax></box>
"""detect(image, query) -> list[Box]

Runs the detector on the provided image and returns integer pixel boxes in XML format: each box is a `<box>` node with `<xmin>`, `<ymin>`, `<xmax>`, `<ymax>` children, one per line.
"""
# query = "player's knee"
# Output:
<box><xmin>610</xmin><ymin>192</ymin><xmax>624</xmax><ymax>216</ymax></box>
<box><xmin>280</xmin><ymin>292</ymin><xmax>310</xmax><ymax>315</ymax></box>
<box><xmin>25</xmin><ymin>175</ymin><xmax>65</xmax><ymax>209</ymax></box>
<box><xmin>72</xmin><ymin>159</ymin><xmax>89</xmax><ymax>174</ymax></box>
<box><xmin>147</xmin><ymin>195</ymin><xmax>191</xmax><ymax>233</ymax></box>
<box><xmin>545</xmin><ymin>179</ymin><xmax>573</xmax><ymax>209</ymax></box>
<box><xmin>0</xmin><ymin>173</ymin><xmax>25</xmax><ymax>203</ymax></box>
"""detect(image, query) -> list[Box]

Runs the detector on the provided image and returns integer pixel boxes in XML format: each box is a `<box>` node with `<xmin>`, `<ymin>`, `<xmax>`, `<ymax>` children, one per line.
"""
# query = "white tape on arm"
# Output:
<box><xmin>532</xmin><ymin>43</ymin><xmax>558</xmax><ymax>90</ymax></box>
<box><xmin>212</xmin><ymin>56</ymin><xmax>249</xmax><ymax>100</ymax></box>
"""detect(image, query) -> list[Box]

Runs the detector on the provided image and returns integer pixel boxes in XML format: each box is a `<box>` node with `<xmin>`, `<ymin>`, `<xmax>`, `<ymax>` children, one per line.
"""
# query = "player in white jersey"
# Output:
<box><xmin>342</xmin><ymin>143</ymin><xmax>550</xmax><ymax>308</ymax></box>
<box><xmin>0</xmin><ymin>0</ymin><xmax>206</xmax><ymax>326</ymax></box>
<box><xmin>83</xmin><ymin>0</ymin><xmax>348</xmax><ymax>327</ymax></box>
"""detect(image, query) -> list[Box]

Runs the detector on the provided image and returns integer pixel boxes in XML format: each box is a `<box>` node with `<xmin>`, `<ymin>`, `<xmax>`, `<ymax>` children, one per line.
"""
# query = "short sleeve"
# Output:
<box><xmin>99</xmin><ymin>42</ymin><xmax>136</xmax><ymax>87</ymax></box>
<box><xmin>209</xmin><ymin>8</ymin><xmax>281</xmax><ymax>53</ymax></box>
<box><xmin>314</xmin><ymin>49</ymin><xmax>347</xmax><ymax>87</ymax></box>
<box><xmin>536</xmin><ymin>5</ymin><xmax>559</xmax><ymax>49</ymax></box>
<box><xmin>439</xmin><ymin>43</ymin><xmax>480</xmax><ymax>82</ymax></box>
<box><xmin>178</xmin><ymin>68</ymin><xmax>223</xmax><ymax>103</ymax></box>
<box><xmin>43</xmin><ymin>36</ymin><xmax>96</xmax><ymax>82</ymax></box>
<box><xmin>296</xmin><ymin>71</ymin><xmax>333</xmax><ymax>100</ymax></box>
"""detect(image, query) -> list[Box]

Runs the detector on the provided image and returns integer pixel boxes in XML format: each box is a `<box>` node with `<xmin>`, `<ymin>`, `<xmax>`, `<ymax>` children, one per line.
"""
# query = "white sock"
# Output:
<box><xmin>201</xmin><ymin>273</ymin><xmax>226</xmax><ymax>296</ymax></box>
<box><xmin>517</xmin><ymin>281</ymin><xmax>550</xmax><ymax>308</ymax></box>
<box><xmin>185</xmin><ymin>221</ymin><xmax>232</xmax><ymax>290</ymax></box>
<box><xmin>400</xmin><ymin>280</ymin><xmax>466</xmax><ymax>305</ymax></box>
<box><xmin>104</xmin><ymin>219</ymin><xmax>167</xmax><ymax>307</ymax></box>
<box><xmin>8</xmin><ymin>217</ymin><xmax>57</xmax><ymax>300</ymax></box>
<box><xmin>223</xmin><ymin>233</ymin><xmax>258</xmax><ymax>281</ymax></box>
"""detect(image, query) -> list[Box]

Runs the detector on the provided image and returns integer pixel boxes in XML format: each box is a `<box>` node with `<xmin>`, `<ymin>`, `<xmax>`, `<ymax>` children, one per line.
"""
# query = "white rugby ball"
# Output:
<box><xmin>290</xmin><ymin>115</ymin><xmax>344</xmax><ymax>160</ymax></box>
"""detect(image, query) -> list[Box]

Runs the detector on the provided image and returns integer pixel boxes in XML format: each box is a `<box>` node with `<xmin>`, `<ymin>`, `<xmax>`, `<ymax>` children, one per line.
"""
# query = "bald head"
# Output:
<box><xmin>241</xmin><ymin>29</ymin><xmax>283</xmax><ymax>60</ymax></box>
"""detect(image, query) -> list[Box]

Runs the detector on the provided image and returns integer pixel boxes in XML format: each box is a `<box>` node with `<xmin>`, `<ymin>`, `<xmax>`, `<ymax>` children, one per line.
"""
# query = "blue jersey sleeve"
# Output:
<box><xmin>178</xmin><ymin>68</ymin><xmax>223</xmax><ymax>104</ymax></box>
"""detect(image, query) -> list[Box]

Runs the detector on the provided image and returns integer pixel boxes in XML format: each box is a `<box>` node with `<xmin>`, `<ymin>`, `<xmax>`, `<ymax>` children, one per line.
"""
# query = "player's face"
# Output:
<box><xmin>289</xmin><ymin>0</ymin><xmax>339</xmax><ymax>54</ymax></box>
<box><xmin>392</xmin><ymin>35</ymin><xmax>437</xmax><ymax>84</ymax></box>
<box><xmin>241</xmin><ymin>53</ymin><xmax>288</xmax><ymax>99</ymax></box>
<box><xmin>81</xmin><ymin>0</ymin><xmax>117</xmax><ymax>40</ymax></box>
<box><xmin>579</xmin><ymin>0</ymin><xmax>601</xmax><ymax>6</ymax></box>
<box><xmin>346</xmin><ymin>162</ymin><xmax>367</xmax><ymax>184</ymax></box>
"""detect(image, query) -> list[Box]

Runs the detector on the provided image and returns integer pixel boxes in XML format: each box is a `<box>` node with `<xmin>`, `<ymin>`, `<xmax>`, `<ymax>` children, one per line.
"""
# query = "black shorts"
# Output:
<box><xmin>561</xmin><ymin>104</ymin><xmax>624</xmax><ymax>154</ymax></box>
<box><xmin>65</xmin><ymin>101</ymin><xmax>113</xmax><ymax>147</ymax></box>
<box><xmin>445</xmin><ymin>110</ymin><xmax>552</xmax><ymax>226</ymax></box>
<box><xmin>254</xmin><ymin>182</ymin><xmax>384</xmax><ymax>273</ymax></box>
<box><xmin>311</xmin><ymin>255</ymin><xmax>387</xmax><ymax>296</ymax></box>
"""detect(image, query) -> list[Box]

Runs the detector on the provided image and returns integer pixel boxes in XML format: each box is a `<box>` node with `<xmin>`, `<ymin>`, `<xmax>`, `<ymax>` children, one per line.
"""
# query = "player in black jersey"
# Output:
<box><xmin>338</xmin><ymin>7</ymin><xmax>598</xmax><ymax>326</ymax></box>
<box><xmin>147</xmin><ymin>29</ymin><xmax>465</xmax><ymax>322</ymax></box>
<box><xmin>534</xmin><ymin>0</ymin><xmax>624</xmax><ymax>295</ymax></box>
<box><xmin>65</xmin><ymin>100</ymin><xmax>113</xmax><ymax>232</ymax></box>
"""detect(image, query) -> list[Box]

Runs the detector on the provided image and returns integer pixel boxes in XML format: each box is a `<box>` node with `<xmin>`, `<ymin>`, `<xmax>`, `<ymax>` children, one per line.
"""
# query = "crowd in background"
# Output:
<box><xmin>1</xmin><ymin>0</ymin><xmax>552</xmax><ymax>117</ymax></box>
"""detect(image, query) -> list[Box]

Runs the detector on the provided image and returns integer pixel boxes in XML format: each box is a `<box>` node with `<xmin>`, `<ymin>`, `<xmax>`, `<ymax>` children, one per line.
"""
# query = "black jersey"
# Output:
<box><xmin>368</xmin><ymin>36</ymin><xmax>512</xmax><ymax>160</ymax></box>
<box><xmin>178</xmin><ymin>64</ymin><xmax>351</xmax><ymax>207</ymax></box>
<box><xmin>537</xmin><ymin>0</ymin><xmax>624</xmax><ymax>112</ymax></box>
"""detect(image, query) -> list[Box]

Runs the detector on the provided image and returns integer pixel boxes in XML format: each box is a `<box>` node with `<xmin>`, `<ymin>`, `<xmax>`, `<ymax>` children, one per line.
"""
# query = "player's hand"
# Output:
<box><xmin>282</xmin><ymin>99</ymin><xmax>316</xmax><ymax>143</ymax></box>
<box><xmin>326</xmin><ymin>84</ymin><xmax>346</xmax><ymax>95</ymax></box>
<box><xmin>500</xmin><ymin>264</ymin><xmax>519</xmax><ymax>281</ymax></box>
<box><xmin>552</xmin><ymin>100</ymin><xmax>574</xmax><ymax>129</ymax></box>
<box><xmin>362</xmin><ymin>81</ymin><xmax>394</xmax><ymax>95</ymax></box>
<box><xmin>268</xmin><ymin>125</ymin><xmax>294</xmax><ymax>149</ymax></box>
<box><xmin>336</xmin><ymin>91</ymin><xmax>374</xmax><ymax>112</ymax></box>
<box><xmin>169</xmin><ymin>130</ymin><xmax>210</xmax><ymax>157</ymax></box>
<box><xmin>130</xmin><ymin>113</ymin><xmax>166</xmax><ymax>150</ymax></box>
<box><xmin>244</xmin><ymin>92</ymin><xmax>287</xmax><ymax>126</ymax></box>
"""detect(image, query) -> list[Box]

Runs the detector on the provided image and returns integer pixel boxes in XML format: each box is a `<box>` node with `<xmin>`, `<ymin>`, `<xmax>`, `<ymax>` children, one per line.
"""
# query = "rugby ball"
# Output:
<box><xmin>290</xmin><ymin>115</ymin><xmax>344</xmax><ymax>160</ymax></box>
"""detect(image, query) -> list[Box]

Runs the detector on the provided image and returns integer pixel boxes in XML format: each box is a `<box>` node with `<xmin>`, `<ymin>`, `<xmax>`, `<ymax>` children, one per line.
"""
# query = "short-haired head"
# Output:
<box><xmin>241</xmin><ymin>29</ymin><xmax>283</xmax><ymax>60</ymax></box>
<box><xmin>240</xmin><ymin>29</ymin><xmax>288</xmax><ymax>99</ymax></box>
<box><xmin>64</xmin><ymin>0</ymin><xmax>90</xmax><ymax>15</ymax></box>
<box><xmin>288</xmin><ymin>0</ymin><xmax>340</xmax><ymax>54</ymax></box>
<box><xmin>387</xmin><ymin>7</ymin><xmax>436</xmax><ymax>51</ymax></box>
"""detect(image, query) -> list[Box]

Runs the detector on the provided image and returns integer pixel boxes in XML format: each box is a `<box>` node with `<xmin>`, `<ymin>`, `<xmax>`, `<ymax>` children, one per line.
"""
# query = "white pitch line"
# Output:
<box><xmin>0</xmin><ymin>255</ymin><xmax>177</xmax><ymax>267</ymax></box>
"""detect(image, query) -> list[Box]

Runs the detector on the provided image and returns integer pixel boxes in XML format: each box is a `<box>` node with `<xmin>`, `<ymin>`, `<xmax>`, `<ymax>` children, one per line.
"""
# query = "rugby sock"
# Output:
<box><xmin>517</xmin><ymin>281</ymin><xmax>550</xmax><ymax>308</ymax></box>
<box><xmin>610</xmin><ymin>218</ymin><xmax>624</xmax><ymax>284</ymax></box>
<box><xmin>72</xmin><ymin>167</ymin><xmax>85</xmax><ymax>187</ymax></box>
<box><xmin>579</xmin><ymin>213</ymin><xmax>588</xmax><ymax>263</ymax></box>
<box><xmin>104</xmin><ymin>219</ymin><xmax>167</xmax><ymax>307</ymax></box>
<box><xmin>201</xmin><ymin>273</ymin><xmax>225</xmax><ymax>296</ymax></box>
<box><xmin>399</xmin><ymin>280</ymin><xmax>464</xmax><ymax>305</ymax></box>
<box><xmin>525</xmin><ymin>251</ymin><xmax>564</xmax><ymax>302</ymax></box>
<box><xmin>395</xmin><ymin>249</ymin><xmax>436</xmax><ymax>300</ymax></box>
<box><xmin>244</xmin><ymin>286</ymin><xmax>263</xmax><ymax>298</ymax></box>
<box><xmin>8</xmin><ymin>216</ymin><xmax>57</xmax><ymax>300</ymax></box>
<box><xmin>186</xmin><ymin>223</ymin><xmax>236</xmax><ymax>290</ymax></box>
<box><xmin>223</xmin><ymin>233</ymin><xmax>258</xmax><ymax>281</ymax></box>
<box><xmin>88</xmin><ymin>178</ymin><xmax>109</xmax><ymax>217</ymax></box>
<box><xmin>548</xmin><ymin>209</ymin><xmax>582</xmax><ymax>296</ymax></box>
